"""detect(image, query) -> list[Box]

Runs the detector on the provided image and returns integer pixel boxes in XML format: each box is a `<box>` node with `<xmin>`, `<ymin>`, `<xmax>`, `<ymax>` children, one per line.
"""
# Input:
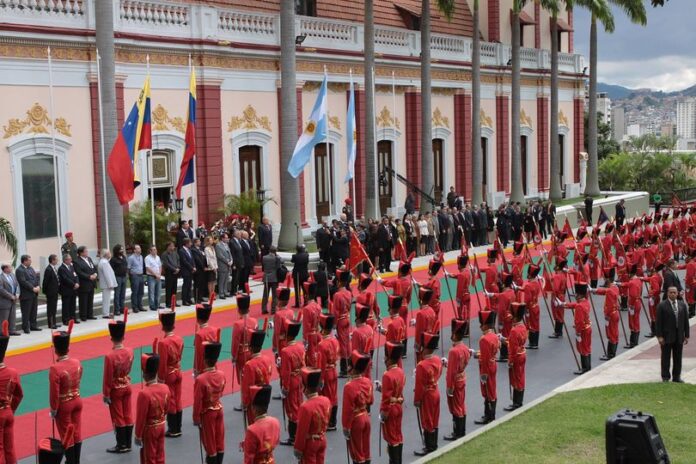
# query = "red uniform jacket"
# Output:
<box><xmin>566</xmin><ymin>299</ymin><xmax>592</xmax><ymax>356</ymax></box>
<box><xmin>194</xmin><ymin>324</ymin><xmax>219</xmax><ymax>375</ymax></box>
<box><xmin>414</xmin><ymin>305</ymin><xmax>437</xmax><ymax>350</ymax></box>
<box><xmin>241</xmin><ymin>354</ymin><xmax>274</xmax><ymax>408</ymax></box>
<box><xmin>193</xmin><ymin>367</ymin><xmax>226</xmax><ymax>424</ymax></box>
<box><xmin>507</xmin><ymin>323</ymin><xmax>528</xmax><ymax>390</ymax></box>
<box><xmin>422</xmin><ymin>277</ymin><xmax>442</xmax><ymax>315</ymax></box>
<box><xmin>342</xmin><ymin>376</ymin><xmax>373</xmax><ymax>462</ymax></box>
<box><xmin>356</xmin><ymin>290</ymin><xmax>379</xmax><ymax>322</ymax></box>
<box><xmin>135</xmin><ymin>382</ymin><xmax>170</xmax><ymax>463</ymax></box>
<box><xmin>280</xmin><ymin>342</ymin><xmax>306</xmax><ymax>422</ymax></box>
<box><xmin>294</xmin><ymin>394</ymin><xmax>331</xmax><ymax>458</ymax></box>
<box><xmin>492</xmin><ymin>288</ymin><xmax>515</xmax><ymax>336</ymax></box>
<box><xmin>511</xmin><ymin>255</ymin><xmax>525</xmax><ymax>285</ymax></box>
<box><xmin>317</xmin><ymin>335</ymin><xmax>340</xmax><ymax>406</ymax></box>
<box><xmin>232</xmin><ymin>316</ymin><xmax>259</xmax><ymax>365</ymax></box>
<box><xmin>102</xmin><ymin>346</ymin><xmax>133</xmax><ymax>399</ymax></box>
<box><xmin>243</xmin><ymin>415</ymin><xmax>280</xmax><ymax>464</ymax></box>
<box><xmin>478</xmin><ymin>332</ymin><xmax>499</xmax><ymax>401</ymax></box>
<box><xmin>385</xmin><ymin>315</ymin><xmax>406</xmax><ymax>345</ymax></box>
<box><xmin>445</xmin><ymin>343</ymin><xmax>470</xmax><ymax>417</ymax></box>
<box><xmin>0</xmin><ymin>366</ymin><xmax>22</xmax><ymax>412</ymax></box>
<box><xmin>595</xmin><ymin>284</ymin><xmax>620</xmax><ymax>343</ymax></box>
<box><xmin>414</xmin><ymin>355</ymin><xmax>442</xmax><ymax>432</ymax></box>
<box><xmin>380</xmin><ymin>365</ymin><xmax>405</xmax><ymax>446</ymax></box>
<box><xmin>301</xmin><ymin>301</ymin><xmax>322</xmax><ymax>344</ymax></box>
<box><xmin>479</xmin><ymin>264</ymin><xmax>499</xmax><ymax>293</ymax></box>
<box><xmin>272</xmin><ymin>308</ymin><xmax>295</xmax><ymax>354</ymax></box>
<box><xmin>157</xmin><ymin>333</ymin><xmax>183</xmax><ymax>413</ymax></box>
<box><xmin>352</xmin><ymin>324</ymin><xmax>374</xmax><ymax>355</ymax></box>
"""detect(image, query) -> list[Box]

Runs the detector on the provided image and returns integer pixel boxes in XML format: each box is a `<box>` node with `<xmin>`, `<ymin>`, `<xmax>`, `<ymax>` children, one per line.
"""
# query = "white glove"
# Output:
<box><xmin>276</xmin><ymin>357</ymin><xmax>282</xmax><ymax>368</ymax></box>
<box><xmin>374</xmin><ymin>380</ymin><xmax>382</xmax><ymax>392</ymax></box>
<box><xmin>377</xmin><ymin>277</ymin><xmax>384</xmax><ymax>284</ymax></box>
<box><xmin>410</xmin><ymin>318</ymin><xmax>416</xmax><ymax>327</ymax></box>
<box><xmin>441</xmin><ymin>357</ymin><xmax>448</xmax><ymax>367</ymax></box>
<box><xmin>469</xmin><ymin>348</ymin><xmax>475</xmax><ymax>356</ymax></box>
<box><xmin>281</xmin><ymin>389</ymin><xmax>288</xmax><ymax>399</ymax></box>
<box><xmin>268</xmin><ymin>320</ymin><xmax>275</xmax><ymax>330</ymax></box>
<box><xmin>379</xmin><ymin>413</ymin><xmax>386</xmax><ymax>423</ymax></box>
<box><xmin>103</xmin><ymin>396</ymin><xmax>112</xmax><ymax>405</ymax></box>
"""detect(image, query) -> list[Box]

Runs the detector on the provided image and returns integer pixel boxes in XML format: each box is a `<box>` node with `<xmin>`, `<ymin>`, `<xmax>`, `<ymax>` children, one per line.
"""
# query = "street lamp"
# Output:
<box><xmin>255</xmin><ymin>189</ymin><xmax>266</xmax><ymax>223</ymax></box>
<box><xmin>175</xmin><ymin>197</ymin><xmax>184</xmax><ymax>224</ymax></box>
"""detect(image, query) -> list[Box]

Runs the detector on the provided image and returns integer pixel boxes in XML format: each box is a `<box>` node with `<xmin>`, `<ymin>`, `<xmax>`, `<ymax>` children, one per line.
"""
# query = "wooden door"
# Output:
<box><xmin>314</xmin><ymin>143</ymin><xmax>334</xmax><ymax>219</ymax></box>
<box><xmin>433</xmin><ymin>138</ymin><xmax>444</xmax><ymax>205</ymax></box>
<box><xmin>239</xmin><ymin>145</ymin><xmax>261</xmax><ymax>194</ymax></box>
<box><xmin>377</xmin><ymin>140</ymin><xmax>393</xmax><ymax>214</ymax></box>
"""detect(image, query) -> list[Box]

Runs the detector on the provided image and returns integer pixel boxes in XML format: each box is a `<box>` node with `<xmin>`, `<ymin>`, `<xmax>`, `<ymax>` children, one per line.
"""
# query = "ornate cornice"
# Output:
<box><xmin>480</xmin><ymin>109</ymin><xmax>493</xmax><ymax>128</ymax></box>
<box><xmin>376</xmin><ymin>106</ymin><xmax>400</xmax><ymax>130</ymax></box>
<box><xmin>227</xmin><ymin>105</ymin><xmax>271</xmax><ymax>132</ymax></box>
<box><xmin>152</xmin><ymin>104</ymin><xmax>185</xmax><ymax>133</ymax></box>
<box><xmin>432</xmin><ymin>107</ymin><xmax>450</xmax><ymax>128</ymax></box>
<box><xmin>3</xmin><ymin>103</ymin><xmax>71</xmax><ymax>139</ymax></box>
<box><xmin>520</xmin><ymin>109</ymin><xmax>533</xmax><ymax>128</ymax></box>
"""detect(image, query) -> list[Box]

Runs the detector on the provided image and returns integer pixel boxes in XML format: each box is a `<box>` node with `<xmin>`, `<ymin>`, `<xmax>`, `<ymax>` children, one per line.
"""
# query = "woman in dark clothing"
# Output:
<box><xmin>314</xmin><ymin>262</ymin><xmax>329</xmax><ymax>310</ymax></box>
<box><xmin>523</xmin><ymin>210</ymin><xmax>536</xmax><ymax>242</ymax></box>
<box><xmin>109</xmin><ymin>244</ymin><xmax>128</xmax><ymax>316</ymax></box>
<box><xmin>291</xmin><ymin>244</ymin><xmax>310</xmax><ymax>307</ymax></box>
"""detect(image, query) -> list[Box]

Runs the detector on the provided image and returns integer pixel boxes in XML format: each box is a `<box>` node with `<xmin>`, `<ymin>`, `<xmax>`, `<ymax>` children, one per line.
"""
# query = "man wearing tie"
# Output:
<box><xmin>229</xmin><ymin>231</ymin><xmax>244</xmax><ymax>294</ymax></box>
<box><xmin>42</xmin><ymin>254</ymin><xmax>61</xmax><ymax>329</ymax></box>
<box><xmin>215</xmin><ymin>233</ymin><xmax>233</xmax><ymax>299</ymax></box>
<box><xmin>58</xmin><ymin>254</ymin><xmax>80</xmax><ymax>324</ymax></box>
<box><xmin>177</xmin><ymin>238</ymin><xmax>196</xmax><ymax>306</ymax></box>
<box><xmin>257</xmin><ymin>218</ymin><xmax>273</xmax><ymax>258</ymax></box>
<box><xmin>377</xmin><ymin>216</ymin><xmax>394</xmax><ymax>273</ymax></box>
<box><xmin>15</xmin><ymin>254</ymin><xmax>41</xmax><ymax>333</ymax></box>
<box><xmin>74</xmin><ymin>246</ymin><xmax>98</xmax><ymax>321</ymax></box>
<box><xmin>656</xmin><ymin>286</ymin><xmax>690</xmax><ymax>383</ymax></box>
<box><xmin>0</xmin><ymin>265</ymin><xmax>20</xmax><ymax>335</ymax></box>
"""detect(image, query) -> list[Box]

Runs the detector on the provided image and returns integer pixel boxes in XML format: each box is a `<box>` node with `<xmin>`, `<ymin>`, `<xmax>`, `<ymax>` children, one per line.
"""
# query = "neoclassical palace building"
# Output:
<box><xmin>0</xmin><ymin>0</ymin><xmax>584</xmax><ymax>260</ymax></box>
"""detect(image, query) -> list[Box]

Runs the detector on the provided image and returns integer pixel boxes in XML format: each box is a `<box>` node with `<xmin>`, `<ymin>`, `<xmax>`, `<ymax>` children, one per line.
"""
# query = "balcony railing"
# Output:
<box><xmin>0</xmin><ymin>0</ymin><xmax>584</xmax><ymax>74</ymax></box>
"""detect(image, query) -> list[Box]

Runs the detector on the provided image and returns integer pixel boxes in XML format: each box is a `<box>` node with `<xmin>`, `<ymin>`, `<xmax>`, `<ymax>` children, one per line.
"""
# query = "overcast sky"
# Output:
<box><xmin>573</xmin><ymin>0</ymin><xmax>695</xmax><ymax>92</ymax></box>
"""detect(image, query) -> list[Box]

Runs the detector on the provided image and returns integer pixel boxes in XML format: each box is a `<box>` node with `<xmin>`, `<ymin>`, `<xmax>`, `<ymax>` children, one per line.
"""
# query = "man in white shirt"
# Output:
<box><xmin>145</xmin><ymin>246</ymin><xmax>162</xmax><ymax>311</ymax></box>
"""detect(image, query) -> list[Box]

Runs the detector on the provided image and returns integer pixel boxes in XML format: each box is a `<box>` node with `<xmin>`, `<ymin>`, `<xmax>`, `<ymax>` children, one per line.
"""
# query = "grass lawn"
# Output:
<box><xmin>432</xmin><ymin>383</ymin><xmax>696</xmax><ymax>464</ymax></box>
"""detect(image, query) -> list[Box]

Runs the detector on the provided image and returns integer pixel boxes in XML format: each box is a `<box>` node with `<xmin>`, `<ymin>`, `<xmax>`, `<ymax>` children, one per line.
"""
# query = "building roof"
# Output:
<box><xmin>196</xmin><ymin>0</ymin><xmax>473</xmax><ymax>37</ymax></box>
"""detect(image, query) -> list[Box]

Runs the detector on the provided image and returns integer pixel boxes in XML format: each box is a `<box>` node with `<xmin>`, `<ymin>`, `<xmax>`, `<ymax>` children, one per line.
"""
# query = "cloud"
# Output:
<box><xmin>596</xmin><ymin>55</ymin><xmax>696</xmax><ymax>92</ymax></box>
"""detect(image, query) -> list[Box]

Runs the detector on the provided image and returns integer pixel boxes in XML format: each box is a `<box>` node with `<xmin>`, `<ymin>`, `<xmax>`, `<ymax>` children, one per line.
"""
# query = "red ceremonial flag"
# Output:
<box><xmin>348</xmin><ymin>232</ymin><xmax>369</xmax><ymax>272</ymax></box>
<box><xmin>562</xmin><ymin>218</ymin><xmax>574</xmax><ymax>240</ymax></box>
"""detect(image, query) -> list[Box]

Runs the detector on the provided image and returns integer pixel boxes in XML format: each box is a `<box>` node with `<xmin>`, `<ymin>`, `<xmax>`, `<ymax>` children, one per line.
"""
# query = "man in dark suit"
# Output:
<box><xmin>177</xmin><ymin>238</ymin><xmax>196</xmax><ymax>305</ymax></box>
<box><xmin>191</xmin><ymin>238</ymin><xmax>207</xmax><ymax>303</ymax></box>
<box><xmin>584</xmin><ymin>195</ymin><xmax>594</xmax><ymax>224</ymax></box>
<box><xmin>291</xmin><ymin>244</ymin><xmax>309</xmax><ymax>308</ymax></box>
<box><xmin>655</xmin><ymin>286</ymin><xmax>690</xmax><ymax>382</ymax></box>
<box><xmin>615</xmin><ymin>199</ymin><xmax>626</xmax><ymax>227</ymax></box>
<box><xmin>73</xmin><ymin>246</ymin><xmax>97</xmax><ymax>321</ymax></box>
<box><xmin>42</xmin><ymin>254</ymin><xmax>61</xmax><ymax>329</ymax></box>
<box><xmin>315</xmin><ymin>223</ymin><xmax>332</xmax><ymax>266</ymax></box>
<box><xmin>161</xmin><ymin>242</ymin><xmax>180</xmax><ymax>307</ymax></box>
<box><xmin>176</xmin><ymin>221</ymin><xmax>194</xmax><ymax>249</ymax></box>
<box><xmin>240</xmin><ymin>231</ymin><xmax>255</xmax><ymax>290</ymax></box>
<box><xmin>0</xmin><ymin>264</ymin><xmax>20</xmax><ymax>335</ymax></box>
<box><xmin>258</xmin><ymin>218</ymin><xmax>273</xmax><ymax>258</ymax></box>
<box><xmin>261</xmin><ymin>246</ymin><xmax>282</xmax><ymax>314</ymax></box>
<box><xmin>58</xmin><ymin>254</ymin><xmax>79</xmax><ymax>324</ymax></box>
<box><xmin>376</xmin><ymin>217</ymin><xmax>394</xmax><ymax>273</ymax></box>
<box><xmin>662</xmin><ymin>259</ymin><xmax>683</xmax><ymax>301</ymax></box>
<box><xmin>16</xmin><ymin>254</ymin><xmax>41</xmax><ymax>333</ymax></box>
<box><xmin>229</xmin><ymin>231</ymin><xmax>245</xmax><ymax>293</ymax></box>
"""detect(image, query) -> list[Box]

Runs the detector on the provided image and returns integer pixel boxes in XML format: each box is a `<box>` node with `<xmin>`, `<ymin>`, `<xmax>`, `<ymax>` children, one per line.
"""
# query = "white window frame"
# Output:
<box><xmin>376</xmin><ymin>126</ymin><xmax>402</xmax><ymax>211</ymax></box>
<box><xmin>230</xmin><ymin>129</ymin><xmax>272</xmax><ymax>196</ymax></box>
<box><xmin>309</xmin><ymin>128</ymin><xmax>343</xmax><ymax>224</ymax></box>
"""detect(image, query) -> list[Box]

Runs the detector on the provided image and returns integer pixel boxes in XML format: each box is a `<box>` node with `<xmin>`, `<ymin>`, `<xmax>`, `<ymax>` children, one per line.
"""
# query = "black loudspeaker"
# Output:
<box><xmin>606</xmin><ymin>409</ymin><xmax>670</xmax><ymax>464</ymax></box>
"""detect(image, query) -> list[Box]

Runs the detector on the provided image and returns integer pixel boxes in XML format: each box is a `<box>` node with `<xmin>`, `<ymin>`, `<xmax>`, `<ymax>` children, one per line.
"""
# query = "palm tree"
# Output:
<box><xmin>578</xmin><ymin>0</ymin><xmax>646</xmax><ymax>196</ymax></box>
<box><xmin>421</xmin><ymin>0</ymin><xmax>455</xmax><ymax>212</ymax></box>
<box><xmin>540</xmin><ymin>0</ymin><xmax>565</xmax><ymax>201</ymax></box>
<box><xmin>277</xmin><ymin>0</ymin><xmax>301</xmax><ymax>250</ymax></box>
<box><xmin>509</xmin><ymin>0</ymin><xmax>528</xmax><ymax>204</ymax></box>
<box><xmin>364</xmin><ymin>0</ymin><xmax>379</xmax><ymax>220</ymax></box>
<box><xmin>471</xmin><ymin>0</ymin><xmax>483</xmax><ymax>205</ymax></box>
<box><xmin>0</xmin><ymin>218</ymin><xmax>18</xmax><ymax>265</ymax></box>
<box><xmin>96</xmin><ymin>0</ymin><xmax>124</xmax><ymax>247</ymax></box>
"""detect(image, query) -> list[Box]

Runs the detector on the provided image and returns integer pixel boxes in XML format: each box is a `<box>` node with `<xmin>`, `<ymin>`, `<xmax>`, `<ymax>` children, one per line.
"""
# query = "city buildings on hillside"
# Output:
<box><xmin>677</xmin><ymin>98</ymin><xmax>696</xmax><ymax>150</ymax></box>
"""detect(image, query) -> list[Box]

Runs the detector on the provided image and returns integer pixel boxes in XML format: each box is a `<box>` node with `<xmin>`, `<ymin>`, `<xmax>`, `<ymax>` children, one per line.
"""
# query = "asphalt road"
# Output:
<box><xmin>20</xmin><ymin>278</ymin><xmax>671</xmax><ymax>464</ymax></box>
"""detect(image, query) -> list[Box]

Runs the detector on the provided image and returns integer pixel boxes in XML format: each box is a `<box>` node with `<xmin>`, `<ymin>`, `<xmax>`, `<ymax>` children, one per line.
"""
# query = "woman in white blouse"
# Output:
<box><xmin>417</xmin><ymin>214</ymin><xmax>429</xmax><ymax>257</ymax></box>
<box><xmin>204</xmin><ymin>236</ymin><xmax>218</xmax><ymax>298</ymax></box>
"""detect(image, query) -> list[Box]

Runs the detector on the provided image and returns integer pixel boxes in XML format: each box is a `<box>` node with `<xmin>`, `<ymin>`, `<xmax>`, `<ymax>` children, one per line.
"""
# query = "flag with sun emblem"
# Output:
<box><xmin>288</xmin><ymin>72</ymin><xmax>328</xmax><ymax>178</ymax></box>
<box><xmin>345</xmin><ymin>74</ymin><xmax>357</xmax><ymax>183</ymax></box>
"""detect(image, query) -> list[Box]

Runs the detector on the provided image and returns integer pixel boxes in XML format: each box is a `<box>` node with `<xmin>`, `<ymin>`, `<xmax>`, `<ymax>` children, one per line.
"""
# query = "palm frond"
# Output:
<box><xmin>0</xmin><ymin>218</ymin><xmax>18</xmax><ymax>266</ymax></box>
<box><xmin>434</xmin><ymin>0</ymin><xmax>456</xmax><ymax>21</ymax></box>
<box><xmin>609</xmin><ymin>0</ymin><xmax>647</xmax><ymax>25</ymax></box>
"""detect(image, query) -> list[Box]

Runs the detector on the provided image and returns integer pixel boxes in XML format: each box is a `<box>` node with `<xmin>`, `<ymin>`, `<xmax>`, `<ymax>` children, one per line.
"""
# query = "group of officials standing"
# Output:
<box><xmin>0</xmin><ymin>206</ymin><xmax>691</xmax><ymax>464</ymax></box>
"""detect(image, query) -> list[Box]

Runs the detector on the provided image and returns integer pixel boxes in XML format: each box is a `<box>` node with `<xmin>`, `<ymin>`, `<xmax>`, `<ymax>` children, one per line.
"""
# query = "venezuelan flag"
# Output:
<box><xmin>175</xmin><ymin>67</ymin><xmax>196</xmax><ymax>199</ymax></box>
<box><xmin>107</xmin><ymin>76</ymin><xmax>152</xmax><ymax>205</ymax></box>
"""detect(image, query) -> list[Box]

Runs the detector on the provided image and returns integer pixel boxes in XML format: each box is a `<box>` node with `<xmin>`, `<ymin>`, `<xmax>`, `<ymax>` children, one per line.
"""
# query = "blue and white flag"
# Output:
<box><xmin>345</xmin><ymin>76</ymin><xmax>357</xmax><ymax>183</ymax></box>
<box><xmin>288</xmin><ymin>73</ymin><xmax>328</xmax><ymax>178</ymax></box>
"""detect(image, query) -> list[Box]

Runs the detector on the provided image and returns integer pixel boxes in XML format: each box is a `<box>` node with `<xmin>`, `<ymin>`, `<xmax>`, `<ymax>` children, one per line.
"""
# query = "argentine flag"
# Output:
<box><xmin>288</xmin><ymin>73</ymin><xmax>328</xmax><ymax>178</ymax></box>
<box><xmin>345</xmin><ymin>76</ymin><xmax>356</xmax><ymax>183</ymax></box>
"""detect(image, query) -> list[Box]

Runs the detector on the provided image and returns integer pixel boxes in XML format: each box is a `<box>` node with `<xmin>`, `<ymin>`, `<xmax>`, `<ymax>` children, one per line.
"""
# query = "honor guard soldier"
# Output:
<box><xmin>381</xmin><ymin>296</ymin><xmax>406</xmax><ymax>366</ymax></box>
<box><xmin>549</xmin><ymin>258</ymin><xmax>569</xmax><ymax>338</ymax></box>
<box><xmin>474</xmin><ymin>310</ymin><xmax>499</xmax><ymax>425</ymax></box>
<box><xmin>591</xmin><ymin>268</ymin><xmax>620</xmax><ymax>360</ymax></box>
<box><xmin>232</xmin><ymin>290</ymin><xmax>258</xmax><ymax>409</ymax></box>
<box><xmin>135</xmin><ymin>352</ymin><xmax>170</xmax><ymax>464</ymax></box>
<box><xmin>243</xmin><ymin>385</ymin><xmax>280</xmax><ymax>464</ymax></box>
<box><xmin>510</xmin><ymin>241</ymin><xmax>526</xmax><ymax>286</ymax></box>
<box><xmin>61</xmin><ymin>232</ymin><xmax>78</xmax><ymax>262</ymax></box>
<box><xmin>302</xmin><ymin>282</ymin><xmax>322</xmax><ymax>368</ymax></box>
<box><xmin>103</xmin><ymin>310</ymin><xmax>134</xmax><ymax>453</ymax></box>
<box><xmin>681</xmin><ymin>251</ymin><xmax>696</xmax><ymax>318</ymax></box>
<box><xmin>479</xmin><ymin>249</ymin><xmax>500</xmax><ymax>294</ymax></box>
<box><xmin>503</xmin><ymin>303</ymin><xmax>528</xmax><ymax>411</ymax></box>
<box><xmin>342</xmin><ymin>351</ymin><xmax>373</xmax><ymax>464</ymax></box>
<box><xmin>443</xmin><ymin>319</ymin><xmax>471</xmax><ymax>441</ymax></box>
<box><xmin>485</xmin><ymin>273</ymin><xmax>515</xmax><ymax>361</ymax></box>
<box><xmin>444</xmin><ymin>253</ymin><xmax>474</xmax><ymax>321</ymax></box>
<box><xmin>378</xmin><ymin>258</ymin><xmax>413</xmax><ymax>355</ymax></box>
<box><xmin>156</xmin><ymin>310</ymin><xmax>184</xmax><ymax>437</ymax></box>
<box><xmin>421</xmin><ymin>259</ymin><xmax>443</xmax><ymax>315</ymax></box>
<box><xmin>413</xmin><ymin>288</ymin><xmax>437</xmax><ymax>363</ymax></box>
<box><xmin>564</xmin><ymin>283</ymin><xmax>593</xmax><ymax>375</ymax></box>
<box><xmin>356</xmin><ymin>273</ymin><xmax>379</xmax><ymax>332</ymax></box>
<box><xmin>520</xmin><ymin>264</ymin><xmax>543</xmax><ymax>349</ymax></box>
<box><xmin>279</xmin><ymin>321</ymin><xmax>305</xmax><ymax>446</ymax></box>
<box><xmin>316</xmin><ymin>314</ymin><xmax>340</xmax><ymax>430</ymax></box>
<box><xmin>194</xmin><ymin>303</ymin><xmax>218</xmax><ymax>377</ymax></box>
<box><xmin>413</xmin><ymin>332</ymin><xmax>442</xmax><ymax>456</ymax></box>
<box><xmin>241</xmin><ymin>329</ymin><xmax>273</xmax><ymax>425</ymax></box>
<box><xmin>49</xmin><ymin>321</ymin><xmax>83</xmax><ymax>464</ymax></box>
<box><xmin>332</xmin><ymin>270</ymin><xmax>353</xmax><ymax>377</ymax></box>
<box><xmin>621</xmin><ymin>265</ymin><xmax>643</xmax><ymax>348</ymax></box>
<box><xmin>352</xmin><ymin>304</ymin><xmax>374</xmax><ymax>378</ymax></box>
<box><xmin>0</xmin><ymin>321</ymin><xmax>23</xmax><ymax>463</ymax></box>
<box><xmin>377</xmin><ymin>342</ymin><xmax>405</xmax><ymax>464</ymax></box>
<box><xmin>272</xmin><ymin>287</ymin><xmax>294</xmax><ymax>357</ymax></box>
<box><xmin>193</xmin><ymin>341</ymin><xmax>226</xmax><ymax>464</ymax></box>
<box><xmin>642</xmin><ymin>263</ymin><xmax>665</xmax><ymax>337</ymax></box>
<box><xmin>294</xmin><ymin>368</ymin><xmax>331</xmax><ymax>464</ymax></box>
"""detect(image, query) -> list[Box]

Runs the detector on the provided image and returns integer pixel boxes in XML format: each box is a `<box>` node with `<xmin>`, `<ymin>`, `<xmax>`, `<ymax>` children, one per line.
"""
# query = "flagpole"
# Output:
<box><xmin>188</xmin><ymin>54</ymin><xmax>199</xmax><ymax>233</ymax></box>
<box><xmin>96</xmin><ymin>50</ymin><xmax>111</xmax><ymax>249</ymax></box>
<box><xmin>147</xmin><ymin>54</ymin><xmax>156</xmax><ymax>245</ymax></box>
<box><xmin>372</xmin><ymin>65</ymin><xmax>379</xmax><ymax>217</ymax></box>
<box><xmin>350</xmin><ymin>69</ymin><xmax>357</xmax><ymax>220</ymax></box>
<box><xmin>47</xmin><ymin>47</ymin><xmax>62</xmax><ymax>250</ymax></box>
<box><xmin>391</xmin><ymin>70</ymin><xmax>397</xmax><ymax>209</ymax></box>
<box><xmin>324</xmin><ymin>66</ymin><xmax>333</xmax><ymax>218</ymax></box>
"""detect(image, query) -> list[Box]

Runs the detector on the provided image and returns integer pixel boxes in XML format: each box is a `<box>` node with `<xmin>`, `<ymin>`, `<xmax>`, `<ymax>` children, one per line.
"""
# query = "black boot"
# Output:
<box><xmin>459</xmin><ymin>415</ymin><xmax>467</xmax><ymax>436</ymax></box>
<box><xmin>387</xmin><ymin>445</ymin><xmax>397</xmax><ymax>464</ymax></box>
<box><xmin>429</xmin><ymin>428</ymin><xmax>438</xmax><ymax>451</ymax></box>
<box><xmin>574</xmin><ymin>355</ymin><xmax>586</xmax><ymax>375</ymax></box>
<box><xmin>645</xmin><ymin>322</ymin><xmax>656</xmax><ymax>338</ymax></box>
<box><xmin>498</xmin><ymin>343</ymin><xmax>508</xmax><ymax>362</ymax></box>
<box><xmin>474</xmin><ymin>401</ymin><xmax>490</xmax><ymax>424</ymax></box>
<box><xmin>165</xmin><ymin>413</ymin><xmax>178</xmax><ymax>437</ymax></box>
<box><xmin>281</xmin><ymin>421</ymin><xmax>296</xmax><ymax>445</ymax></box>
<box><xmin>395</xmin><ymin>444</ymin><xmax>403</xmax><ymax>464</ymax></box>
<box><xmin>526</xmin><ymin>331</ymin><xmax>539</xmax><ymax>349</ymax></box>
<box><xmin>611</xmin><ymin>343</ymin><xmax>618</xmax><ymax>358</ymax></box>
<box><xmin>504</xmin><ymin>390</ymin><xmax>521</xmax><ymax>411</ymax></box>
<box><xmin>625</xmin><ymin>332</ymin><xmax>636</xmax><ymax>349</ymax></box>
<box><xmin>217</xmin><ymin>452</ymin><xmax>224</xmax><ymax>464</ymax></box>
<box><xmin>328</xmin><ymin>406</ymin><xmax>338</xmax><ymax>431</ymax></box>
<box><xmin>444</xmin><ymin>416</ymin><xmax>458</xmax><ymax>441</ymax></box>
<box><xmin>549</xmin><ymin>321</ymin><xmax>563</xmax><ymax>338</ymax></box>
<box><xmin>106</xmin><ymin>427</ymin><xmax>122</xmax><ymax>453</ymax></box>
<box><xmin>123</xmin><ymin>425</ymin><xmax>133</xmax><ymax>452</ymax></box>
<box><xmin>517</xmin><ymin>390</ymin><xmax>524</xmax><ymax>408</ymax></box>
<box><xmin>489</xmin><ymin>400</ymin><xmax>496</xmax><ymax>421</ymax></box>
<box><xmin>600</xmin><ymin>342</ymin><xmax>613</xmax><ymax>361</ymax></box>
<box><xmin>689</xmin><ymin>303</ymin><xmax>695</xmax><ymax>318</ymax></box>
<box><xmin>74</xmin><ymin>442</ymin><xmax>82</xmax><ymax>464</ymax></box>
<box><xmin>620</xmin><ymin>296</ymin><xmax>628</xmax><ymax>311</ymax></box>
<box><xmin>65</xmin><ymin>446</ymin><xmax>76</xmax><ymax>464</ymax></box>
<box><xmin>177</xmin><ymin>411</ymin><xmax>184</xmax><ymax>435</ymax></box>
<box><xmin>339</xmin><ymin>359</ymin><xmax>348</xmax><ymax>378</ymax></box>
<box><xmin>413</xmin><ymin>431</ymin><xmax>431</xmax><ymax>456</ymax></box>
<box><xmin>206</xmin><ymin>456</ymin><xmax>217</xmax><ymax>464</ymax></box>
<box><xmin>585</xmin><ymin>354</ymin><xmax>591</xmax><ymax>372</ymax></box>
<box><xmin>401</xmin><ymin>339</ymin><xmax>408</xmax><ymax>358</ymax></box>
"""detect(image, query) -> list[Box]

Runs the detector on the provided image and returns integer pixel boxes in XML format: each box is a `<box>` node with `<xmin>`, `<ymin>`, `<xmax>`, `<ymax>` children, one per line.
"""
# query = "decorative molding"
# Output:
<box><xmin>432</xmin><ymin>87</ymin><xmax>458</xmax><ymax>96</ymax></box>
<box><xmin>520</xmin><ymin>109</ymin><xmax>533</xmax><ymax>128</ymax></box>
<box><xmin>480</xmin><ymin>109</ymin><xmax>493</xmax><ymax>128</ymax></box>
<box><xmin>432</xmin><ymin>107</ymin><xmax>450</xmax><ymax>128</ymax></box>
<box><xmin>152</xmin><ymin>104</ymin><xmax>185</xmax><ymax>133</ymax></box>
<box><xmin>329</xmin><ymin>115</ymin><xmax>341</xmax><ymax>130</ymax></box>
<box><xmin>3</xmin><ymin>103</ymin><xmax>71</xmax><ymax>139</ymax></box>
<box><xmin>376</xmin><ymin>106</ymin><xmax>400</xmax><ymax>130</ymax></box>
<box><xmin>227</xmin><ymin>105</ymin><xmax>272</xmax><ymax>132</ymax></box>
<box><xmin>558</xmin><ymin>110</ymin><xmax>569</xmax><ymax>127</ymax></box>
